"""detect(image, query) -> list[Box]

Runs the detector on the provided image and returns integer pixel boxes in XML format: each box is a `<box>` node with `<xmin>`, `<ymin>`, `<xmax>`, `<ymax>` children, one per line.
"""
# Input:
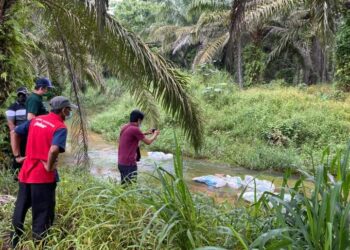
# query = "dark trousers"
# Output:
<box><xmin>12</xmin><ymin>182</ymin><xmax>56</xmax><ymax>240</ymax></box>
<box><xmin>118</xmin><ymin>164</ymin><xmax>137</xmax><ymax>185</ymax></box>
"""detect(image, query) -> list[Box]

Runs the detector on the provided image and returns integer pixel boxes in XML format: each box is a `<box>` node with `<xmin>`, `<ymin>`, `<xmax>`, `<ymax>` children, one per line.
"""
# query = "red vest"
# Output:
<box><xmin>19</xmin><ymin>113</ymin><xmax>66</xmax><ymax>183</ymax></box>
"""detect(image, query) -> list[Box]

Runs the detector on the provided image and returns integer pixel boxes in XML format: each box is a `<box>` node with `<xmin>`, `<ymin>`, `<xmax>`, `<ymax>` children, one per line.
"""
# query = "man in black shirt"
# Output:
<box><xmin>5</xmin><ymin>87</ymin><xmax>28</xmax><ymax>176</ymax></box>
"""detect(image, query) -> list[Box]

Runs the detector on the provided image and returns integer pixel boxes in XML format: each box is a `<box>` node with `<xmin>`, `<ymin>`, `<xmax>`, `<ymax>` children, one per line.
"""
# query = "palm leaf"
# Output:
<box><xmin>192</xmin><ymin>32</ymin><xmax>229</xmax><ymax>67</ymax></box>
<box><xmin>195</xmin><ymin>10</ymin><xmax>230</xmax><ymax>34</ymax></box>
<box><xmin>40</xmin><ymin>0</ymin><xmax>204</xmax><ymax>150</ymax></box>
<box><xmin>245</xmin><ymin>0</ymin><xmax>302</xmax><ymax>30</ymax></box>
<box><xmin>188</xmin><ymin>0</ymin><xmax>231</xmax><ymax>15</ymax></box>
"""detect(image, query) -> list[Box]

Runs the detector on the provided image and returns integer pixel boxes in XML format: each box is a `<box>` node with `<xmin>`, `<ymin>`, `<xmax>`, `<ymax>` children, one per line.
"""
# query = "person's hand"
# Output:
<box><xmin>154</xmin><ymin>130</ymin><xmax>160</xmax><ymax>136</ymax></box>
<box><xmin>144</xmin><ymin>129</ymin><xmax>153</xmax><ymax>135</ymax></box>
<box><xmin>15</xmin><ymin>156</ymin><xmax>26</xmax><ymax>164</ymax></box>
<box><xmin>41</xmin><ymin>160</ymin><xmax>57</xmax><ymax>172</ymax></box>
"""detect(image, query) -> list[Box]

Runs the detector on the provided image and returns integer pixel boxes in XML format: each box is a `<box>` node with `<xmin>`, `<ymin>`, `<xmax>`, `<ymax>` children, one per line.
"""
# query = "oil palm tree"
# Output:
<box><xmin>0</xmin><ymin>0</ymin><xmax>204</xmax><ymax>167</ymax></box>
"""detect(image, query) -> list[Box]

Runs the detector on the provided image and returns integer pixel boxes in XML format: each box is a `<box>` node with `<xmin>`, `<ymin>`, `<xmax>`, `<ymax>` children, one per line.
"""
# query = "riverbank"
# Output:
<box><xmin>87</xmin><ymin>73</ymin><xmax>350</xmax><ymax>171</ymax></box>
<box><xmin>0</xmin><ymin>164</ymin><xmax>273</xmax><ymax>249</ymax></box>
<box><xmin>1</xmin><ymin>141</ymin><xmax>349</xmax><ymax>249</ymax></box>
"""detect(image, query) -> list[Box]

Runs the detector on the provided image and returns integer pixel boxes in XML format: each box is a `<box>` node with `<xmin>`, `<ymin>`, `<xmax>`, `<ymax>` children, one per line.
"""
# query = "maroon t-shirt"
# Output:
<box><xmin>118</xmin><ymin>123</ymin><xmax>145</xmax><ymax>166</ymax></box>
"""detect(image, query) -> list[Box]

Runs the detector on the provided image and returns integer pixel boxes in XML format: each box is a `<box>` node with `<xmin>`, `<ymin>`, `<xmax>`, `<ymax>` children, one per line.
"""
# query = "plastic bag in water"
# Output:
<box><xmin>147</xmin><ymin>152</ymin><xmax>173</xmax><ymax>161</ymax></box>
<box><xmin>224</xmin><ymin>175</ymin><xmax>242</xmax><ymax>189</ymax></box>
<box><xmin>242</xmin><ymin>191</ymin><xmax>264</xmax><ymax>203</ymax></box>
<box><xmin>192</xmin><ymin>175</ymin><xmax>227</xmax><ymax>188</ymax></box>
<box><xmin>242</xmin><ymin>175</ymin><xmax>275</xmax><ymax>193</ymax></box>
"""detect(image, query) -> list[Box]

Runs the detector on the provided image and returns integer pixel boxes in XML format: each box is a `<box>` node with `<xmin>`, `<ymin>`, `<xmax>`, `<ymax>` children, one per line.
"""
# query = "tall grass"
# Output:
<box><xmin>2</xmin><ymin>138</ymin><xmax>350</xmax><ymax>249</ymax></box>
<box><xmin>141</xmin><ymin>136</ymin><xmax>209</xmax><ymax>249</ymax></box>
<box><xmin>226</xmin><ymin>143</ymin><xmax>350</xmax><ymax>249</ymax></box>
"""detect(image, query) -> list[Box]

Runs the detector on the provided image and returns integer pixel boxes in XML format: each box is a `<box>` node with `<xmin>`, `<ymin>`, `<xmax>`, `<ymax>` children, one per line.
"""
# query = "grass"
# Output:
<box><xmin>88</xmin><ymin>71</ymin><xmax>350</xmax><ymax>170</ymax></box>
<box><xmin>0</xmin><ymin>138</ymin><xmax>272</xmax><ymax>249</ymax></box>
<box><xmin>1</xmin><ymin>138</ymin><xmax>350</xmax><ymax>249</ymax></box>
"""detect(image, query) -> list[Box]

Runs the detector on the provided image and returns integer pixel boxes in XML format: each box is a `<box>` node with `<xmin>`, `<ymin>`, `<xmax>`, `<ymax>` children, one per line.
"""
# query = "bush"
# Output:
<box><xmin>336</xmin><ymin>12</ymin><xmax>350</xmax><ymax>91</ymax></box>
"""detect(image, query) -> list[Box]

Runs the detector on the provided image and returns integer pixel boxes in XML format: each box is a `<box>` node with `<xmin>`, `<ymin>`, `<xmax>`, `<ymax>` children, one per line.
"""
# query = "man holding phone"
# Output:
<box><xmin>118</xmin><ymin>110</ymin><xmax>160</xmax><ymax>185</ymax></box>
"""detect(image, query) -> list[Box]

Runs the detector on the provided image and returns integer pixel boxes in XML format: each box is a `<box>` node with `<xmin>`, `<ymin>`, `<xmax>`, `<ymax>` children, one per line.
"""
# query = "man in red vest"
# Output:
<box><xmin>10</xmin><ymin>96</ymin><xmax>77</xmax><ymax>247</ymax></box>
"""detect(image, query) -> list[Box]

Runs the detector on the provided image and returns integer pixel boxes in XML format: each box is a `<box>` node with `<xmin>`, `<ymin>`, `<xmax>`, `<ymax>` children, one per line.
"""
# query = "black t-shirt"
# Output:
<box><xmin>6</xmin><ymin>101</ymin><xmax>27</xmax><ymax>126</ymax></box>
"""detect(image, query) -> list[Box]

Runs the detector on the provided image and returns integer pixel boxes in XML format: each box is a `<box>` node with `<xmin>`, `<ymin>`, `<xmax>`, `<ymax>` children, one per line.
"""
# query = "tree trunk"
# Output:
<box><xmin>310</xmin><ymin>36</ymin><xmax>330</xmax><ymax>83</ymax></box>
<box><xmin>294</xmin><ymin>43</ymin><xmax>313</xmax><ymax>84</ymax></box>
<box><xmin>223</xmin><ymin>0</ymin><xmax>248</xmax><ymax>88</ymax></box>
<box><xmin>236</xmin><ymin>34</ymin><xmax>243</xmax><ymax>88</ymax></box>
<box><xmin>56</xmin><ymin>19</ymin><xmax>90</xmax><ymax>168</ymax></box>
<box><xmin>223</xmin><ymin>35</ymin><xmax>235</xmax><ymax>77</ymax></box>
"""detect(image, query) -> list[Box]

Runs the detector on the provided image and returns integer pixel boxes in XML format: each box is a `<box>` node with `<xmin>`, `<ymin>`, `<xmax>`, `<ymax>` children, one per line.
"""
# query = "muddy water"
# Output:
<box><xmin>62</xmin><ymin>132</ymin><xmax>300</xmax><ymax>202</ymax></box>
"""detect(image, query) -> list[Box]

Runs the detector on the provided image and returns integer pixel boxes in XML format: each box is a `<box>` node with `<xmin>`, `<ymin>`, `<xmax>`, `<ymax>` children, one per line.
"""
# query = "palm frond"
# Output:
<box><xmin>266</xmin><ymin>24</ymin><xmax>309</xmax><ymax>62</ymax></box>
<box><xmin>188</xmin><ymin>0</ymin><xmax>231</xmax><ymax>15</ymax></box>
<box><xmin>192</xmin><ymin>32</ymin><xmax>229</xmax><ymax>67</ymax></box>
<box><xmin>40</xmin><ymin>0</ymin><xmax>204</xmax><ymax>150</ymax></box>
<box><xmin>132</xmin><ymin>88</ymin><xmax>160</xmax><ymax>127</ymax></box>
<box><xmin>172</xmin><ymin>28</ymin><xmax>198</xmax><ymax>55</ymax></box>
<box><xmin>245</xmin><ymin>0</ymin><xmax>302</xmax><ymax>30</ymax></box>
<box><xmin>151</xmin><ymin>25</ymin><xmax>185</xmax><ymax>53</ymax></box>
<box><xmin>55</xmin><ymin>18</ymin><xmax>90</xmax><ymax>168</ymax></box>
<box><xmin>195</xmin><ymin>10</ymin><xmax>230</xmax><ymax>34</ymax></box>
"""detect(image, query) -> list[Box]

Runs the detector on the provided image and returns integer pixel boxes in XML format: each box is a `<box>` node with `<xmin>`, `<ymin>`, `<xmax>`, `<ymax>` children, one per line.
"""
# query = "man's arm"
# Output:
<box><xmin>142</xmin><ymin>130</ymin><xmax>160</xmax><ymax>145</ymax></box>
<box><xmin>45</xmin><ymin>145</ymin><xmax>60</xmax><ymax>171</ymax></box>
<box><xmin>42</xmin><ymin>128</ymin><xmax>67</xmax><ymax>172</ymax></box>
<box><xmin>10</xmin><ymin>121</ymin><xmax>30</xmax><ymax>163</ymax></box>
<box><xmin>5</xmin><ymin>108</ymin><xmax>16</xmax><ymax>130</ymax></box>
<box><xmin>7</xmin><ymin>120</ymin><xmax>15</xmax><ymax>131</ymax></box>
<box><xmin>10</xmin><ymin>130</ymin><xmax>21</xmax><ymax>157</ymax></box>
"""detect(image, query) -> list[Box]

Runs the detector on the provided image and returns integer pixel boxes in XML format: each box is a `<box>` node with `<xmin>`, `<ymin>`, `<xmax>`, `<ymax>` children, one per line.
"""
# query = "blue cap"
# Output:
<box><xmin>35</xmin><ymin>77</ymin><xmax>54</xmax><ymax>88</ymax></box>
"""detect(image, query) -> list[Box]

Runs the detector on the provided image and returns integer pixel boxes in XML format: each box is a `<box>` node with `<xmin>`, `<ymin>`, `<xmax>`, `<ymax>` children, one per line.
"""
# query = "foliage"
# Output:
<box><xmin>0</xmin><ymin>140</ymin><xmax>268</xmax><ymax>249</ymax></box>
<box><xmin>2</xmin><ymin>137</ymin><xmax>350</xmax><ymax>249</ymax></box>
<box><xmin>336</xmin><ymin>11</ymin><xmax>350</xmax><ymax>91</ymax></box>
<box><xmin>114</xmin><ymin>0</ymin><xmax>161</xmax><ymax>35</ymax></box>
<box><xmin>90</xmin><ymin>71</ymin><xmax>350</xmax><ymax>170</ymax></box>
<box><xmin>0</xmin><ymin>2</ymin><xmax>35</xmax><ymax>106</ymax></box>
<box><xmin>243</xmin><ymin>45</ymin><xmax>267</xmax><ymax>86</ymax></box>
<box><xmin>247</xmin><ymin>143</ymin><xmax>350</xmax><ymax>249</ymax></box>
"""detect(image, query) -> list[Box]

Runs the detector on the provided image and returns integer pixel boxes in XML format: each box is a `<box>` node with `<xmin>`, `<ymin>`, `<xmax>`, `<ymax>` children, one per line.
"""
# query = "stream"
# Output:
<box><xmin>62</xmin><ymin>131</ymin><xmax>299</xmax><ymax>202</ymax></box>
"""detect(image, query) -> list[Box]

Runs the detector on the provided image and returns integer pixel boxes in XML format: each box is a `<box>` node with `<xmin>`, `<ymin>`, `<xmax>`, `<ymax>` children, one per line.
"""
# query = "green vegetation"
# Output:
<box><xmin>336</xmin><ymin>11</ymin><xmax>350</xmax><ymax>91</ymax></box>
<box><xmin>2</xmin><ymin>139</ymin><xmax>350</xmax><ymax>249</ymax></box>
<box><xmin>1</xmin><ymin>0</ymin><xmax>350</xmax><ymax>248</ymax></box>
<box><xmin>90</xmin><ymin>70</ymin><xmax>350</xmax><ymax>170</ymax></box>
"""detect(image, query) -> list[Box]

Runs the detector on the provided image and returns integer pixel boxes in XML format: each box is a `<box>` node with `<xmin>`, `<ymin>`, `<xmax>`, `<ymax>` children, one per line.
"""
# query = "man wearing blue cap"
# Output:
<box><xmin>26</xmin><ymin>77</ymin><xmax>54</xmax><ymax>120</ymax></box>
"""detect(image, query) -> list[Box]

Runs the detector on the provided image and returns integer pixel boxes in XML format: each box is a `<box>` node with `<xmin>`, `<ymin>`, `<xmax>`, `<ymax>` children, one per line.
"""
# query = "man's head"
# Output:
<box><xmin>50</xmin><ymin>96</ymin><xmax>77</xmax><ymax>121</ymax></box>
<box><xmin>130</xmin><ymin>110</ymin><xmax>144</xmax><ymax>126</ymax></box>
<box><xmin>16</xmin><ymin>87</ymin><xmax>28</xmax><ymax>104</ymax></box>
<box><xmin>34</xmin><ymin>77</ymin><xmax>54</xmax><ymax>96</ymax></box>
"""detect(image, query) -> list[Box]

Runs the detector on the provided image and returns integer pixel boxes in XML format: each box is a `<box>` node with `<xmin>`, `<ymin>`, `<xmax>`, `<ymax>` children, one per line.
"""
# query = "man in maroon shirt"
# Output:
<box><xmin>118</xmin><ymin>110</ymin><xmax>160</xmax><ymax>185</ymax></box>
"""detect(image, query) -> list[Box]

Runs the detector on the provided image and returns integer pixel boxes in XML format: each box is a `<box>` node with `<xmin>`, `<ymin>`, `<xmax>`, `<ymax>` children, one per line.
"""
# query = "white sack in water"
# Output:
<box><xmin>242</xmin><ymin>175</ymin><xmax>275</xmax><ymax>193</ymax></box>
<box><xmin>192</xmin><ymin>175</ymin><xmax>227</xmax><ymax>188</ymax></box>
<box><xmin>192</xmin><ymin>174</ymin><xmax>275</xmax><ymax>192</ymax></box>
<box><xmin>242</xmin><ymin>192</ymin><xmax>264</xmax><ymax>203</ymax></box>
<box><xmin>242</xmin><ymin>192</ymin><xmax>292</xmax><ymax>204</ymax></box>
<box><xmin>147</xmin><ymin>152</ymin><xmax>173</xmax><ymax>161</ymax></box>
<box><xmin>224</xmin><ymin>175</ymin><xmax>243</xmax><ymax>189</ymax></box>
